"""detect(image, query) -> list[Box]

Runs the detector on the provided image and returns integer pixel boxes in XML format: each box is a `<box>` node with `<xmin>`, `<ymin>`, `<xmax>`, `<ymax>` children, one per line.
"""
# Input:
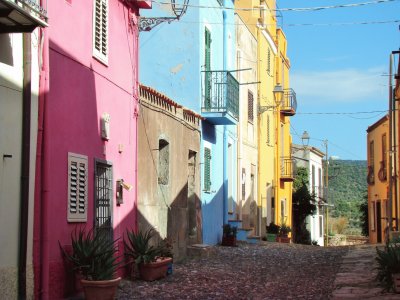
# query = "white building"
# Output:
<box><xmin>292</xmin><ymin>144</ymin><xmax>325</xmax><ymax>246</ymax></box>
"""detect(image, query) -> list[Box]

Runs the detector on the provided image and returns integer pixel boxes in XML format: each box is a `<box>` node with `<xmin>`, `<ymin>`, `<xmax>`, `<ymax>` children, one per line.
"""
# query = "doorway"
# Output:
<box><xmin>377</xmin><ymin>201</ymin><xmax>382</xmax><ymax>243</ymax></box>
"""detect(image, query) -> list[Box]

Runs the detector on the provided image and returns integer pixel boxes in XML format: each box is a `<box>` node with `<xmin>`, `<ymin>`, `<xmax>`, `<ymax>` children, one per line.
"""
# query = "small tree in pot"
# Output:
<box><xmin>60</xmin><ymin>227</ymin><xmax>121</xmax><ymax>300</ymax></box>
<box><xmin>221</xmin><ymin>224</ymin><xmax>237</xmax><ymax>246</ymax></box>
<box><xmin>124</xmin><ymin>227</ymin><xmax>173</xmax><ymax>281</ymax></box>
<box><xmin>278</xmin><ymin>224</ymin><xmax>292</xmax><ymax>243</ymax></box>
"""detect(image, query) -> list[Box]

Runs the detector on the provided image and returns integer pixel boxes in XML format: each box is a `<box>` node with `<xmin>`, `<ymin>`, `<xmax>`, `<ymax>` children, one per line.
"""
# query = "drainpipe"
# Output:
<box><xmin>38</xmin><ymin>1</ymin><xmax>50</xmax><ymax>297</ymax></box>
<box><xmin>389</xmin><ymin>53</ymin><xmax>394</xmax><ymax>235</ymax></box>
<box><xmin>222</xmin><ymin>1</ymin><xmax>228</xmax><ymax>225</ymax></box>
<box><xmin>19</xmin><ymin>32</ymin><xmax>32</xmax><ymax>300</ymax></box>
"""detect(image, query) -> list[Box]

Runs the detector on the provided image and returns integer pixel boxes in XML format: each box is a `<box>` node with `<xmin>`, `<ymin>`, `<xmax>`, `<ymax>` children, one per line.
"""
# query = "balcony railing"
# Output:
<box><xmin>0</xmin><ymin>0</ymin><xmax>48</xmax><ymax>33</ymax></box>
<box><xmin>201</xmin><ymin>70</ymin><xmax>239</xmax><ymax>125</ymax></box>
<box><xmin>281</xmin><ymin>88</ymin><xmax>297</xmax><ymax>116</ymax></box>
<box><xmin>280</xmin><ymin>157</ymin><xmax>294</xmax><ymax>182</ymax></box>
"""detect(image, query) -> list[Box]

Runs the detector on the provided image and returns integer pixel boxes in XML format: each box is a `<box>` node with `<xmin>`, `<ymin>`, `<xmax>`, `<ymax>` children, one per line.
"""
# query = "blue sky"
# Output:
<box><xmin>279</xmin><ymin>0</ymin><xmax>400</xmax><ymax>160</ymax></box>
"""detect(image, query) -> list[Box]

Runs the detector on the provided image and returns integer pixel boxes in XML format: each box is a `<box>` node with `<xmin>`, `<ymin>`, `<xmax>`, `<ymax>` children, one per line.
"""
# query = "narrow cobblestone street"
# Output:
<box><xmin>117</xmin><ymin>242</ymin><xmax>347</xmax><ymax>300</ymax></box>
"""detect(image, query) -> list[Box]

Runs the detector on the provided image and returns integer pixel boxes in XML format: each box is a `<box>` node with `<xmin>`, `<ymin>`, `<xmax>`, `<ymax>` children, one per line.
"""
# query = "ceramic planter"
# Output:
<box><xmin>278</xmin><ymin>236</ymin><xmax>291</xmax><ymax>243</ymax></box>
<box><xmin>221</xmin><ymin>236</ymin><xmax>237</xmax><ymax>247</ymax></box>
<box><xmin>139</xmin><ymin>257</ymin><xmax>173</xmax><ymax>281</ymax></box>
<box><xmin>393</xmin><ymin>273</ymin><xmax>400</xmax><ymax>293</ymax></box>
<box><xmin>266</xmin><ymin>233</ymin><xmax>277</xmax><ymax>242</ymax></box>
<box><xmin>80</xmin><ymin>277</ymin><xmax>121</xmax><ymax>300</ymax></box>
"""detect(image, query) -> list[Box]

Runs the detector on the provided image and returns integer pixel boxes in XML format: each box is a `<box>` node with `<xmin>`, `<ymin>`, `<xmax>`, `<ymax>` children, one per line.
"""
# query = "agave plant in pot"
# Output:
<box><xmin>124</xmin><ymin>227</ymin><xmax>173</xmax><ymax>281</ymax></box>
<box><xmin>60</xmin><ymin>227</ymin><xmax>121</xmax><ymax>300</ymax></box>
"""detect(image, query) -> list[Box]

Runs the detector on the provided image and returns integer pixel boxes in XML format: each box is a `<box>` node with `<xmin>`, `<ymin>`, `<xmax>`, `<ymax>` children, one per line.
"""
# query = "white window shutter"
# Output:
<box><xmin>93</xmin><ymin>0</ymin><xmax>108</xmax><ymax>64</ymax></box>
<box><xmin>68</xmin><ymin>153</ymin><xmax>88</xmax><ymax>222</ymax></box>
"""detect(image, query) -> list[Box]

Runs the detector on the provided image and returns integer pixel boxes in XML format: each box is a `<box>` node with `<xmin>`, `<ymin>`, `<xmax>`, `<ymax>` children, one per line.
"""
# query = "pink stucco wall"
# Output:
<box><xmin>34</xmin><ymin>1</ymin><xmax>145</xmax><ymax>299</ymax></box>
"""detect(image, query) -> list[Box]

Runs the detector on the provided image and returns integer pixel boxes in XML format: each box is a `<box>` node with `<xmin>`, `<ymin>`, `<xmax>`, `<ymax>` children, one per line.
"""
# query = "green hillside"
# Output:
<box><xmin>328</xmin><ymin>160</ymin><xmax>367</xmax><ymax>233</ymax></box>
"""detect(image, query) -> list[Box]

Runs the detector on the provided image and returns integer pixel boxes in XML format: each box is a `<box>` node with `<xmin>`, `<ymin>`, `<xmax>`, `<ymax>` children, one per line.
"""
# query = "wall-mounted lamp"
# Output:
<box><xmin>116</xmin><ymin>179</ymin><xmax>133</xmax><ymax>205</ymax></box>
<box><xmin>273</xmin><ymin>83</ymin><xmax>284</xmax><ymax>106</ymax></box>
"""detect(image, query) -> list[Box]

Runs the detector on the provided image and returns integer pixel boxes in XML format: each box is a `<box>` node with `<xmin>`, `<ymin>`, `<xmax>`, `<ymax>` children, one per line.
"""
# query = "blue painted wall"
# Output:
<box><xmin>139</xmin><ymin>0</ymin><xmax>237</xmax><ymax>245</ymax></box>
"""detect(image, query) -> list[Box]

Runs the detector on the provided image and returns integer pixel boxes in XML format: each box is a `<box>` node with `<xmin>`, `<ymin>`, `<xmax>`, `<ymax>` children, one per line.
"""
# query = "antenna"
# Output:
<box><xmin>139</xmin><ymin>0</ymin><xmax>189</xmax><ymax>32</ymax></box>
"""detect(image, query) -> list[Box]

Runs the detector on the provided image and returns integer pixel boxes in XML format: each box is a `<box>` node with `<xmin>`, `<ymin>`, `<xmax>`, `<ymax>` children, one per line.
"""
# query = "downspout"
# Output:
<box><xmin>389</xmin><ymin>53</ymin><xmax>394</xmax><ymax>234</ymax></box>
<box><xmin>39</xmin><ymin>3</ymin><xmax>50</xmax><ymax>297</ymax></box>
<box><xmin>134</xmin><ymin>9</ymin><xmax>139</xmax><ymax>232</ymax></box>
<box><xmin>222</xmin><ymin>1</ymin><xmax>228</xmax><ymax>225</ymax></box>
<box><xmin>19</xmin><ymin>32</ymin><xmax>32</xmax><ymax>300</ymax></box>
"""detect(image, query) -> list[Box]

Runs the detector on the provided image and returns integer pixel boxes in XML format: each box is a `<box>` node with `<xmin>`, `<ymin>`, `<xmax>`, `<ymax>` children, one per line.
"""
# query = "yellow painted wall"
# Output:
<box><xmin>367</xmin><ymin>116</ymin><xmax>389</xmax><ymax>244</ymax></box>
<box><xmin>274</xmin><ymin>28</ymin><xmax>293</xmax><ymax>229</ymax></box>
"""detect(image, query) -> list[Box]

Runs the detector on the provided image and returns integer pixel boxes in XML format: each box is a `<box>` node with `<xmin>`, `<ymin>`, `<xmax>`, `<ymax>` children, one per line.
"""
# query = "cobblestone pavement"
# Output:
<box><xmin>117</xmin><ymin>242</ymin><xmax>349</xmax><ymax>300</ymax></box>
<box><xmin>332</xmin><ymin>244</ymin><xmax>400</xmax><ymax>299</ymax></box>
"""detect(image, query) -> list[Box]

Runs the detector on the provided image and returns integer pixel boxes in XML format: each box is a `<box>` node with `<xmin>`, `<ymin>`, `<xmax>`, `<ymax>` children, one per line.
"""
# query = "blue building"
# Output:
<box><xmin>139</xmin><ymin>0</ymin><xmax>238</xmax><ymax>245</ymax></box>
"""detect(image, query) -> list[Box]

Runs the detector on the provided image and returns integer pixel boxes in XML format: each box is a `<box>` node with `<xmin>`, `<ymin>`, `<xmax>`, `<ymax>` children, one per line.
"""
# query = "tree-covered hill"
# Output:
<box><xmin>328</xmin><ymin>160</ymin><xmax>367</xmax><ymax>233</ymax></box>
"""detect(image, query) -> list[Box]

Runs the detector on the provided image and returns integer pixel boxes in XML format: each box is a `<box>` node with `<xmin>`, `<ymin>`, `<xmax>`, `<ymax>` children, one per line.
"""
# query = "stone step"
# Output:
<box><xmin>228</xmin><ymin>219</ymin><xmax>243</xmax><ymax>229</ymax></box>
<box><xmin>237</xmin><ymin>228</ymin><xmax>252</xmax><ymax>241</ymax></box>
<box><xmin>187</xmin><ymin>244</ymin><xmax>215</xmax><ymax>258</ymax></box>
<box><xmin>247</xmin><ymin>235</ymin><xmax>261</xmax><ymax>244</ymax></box>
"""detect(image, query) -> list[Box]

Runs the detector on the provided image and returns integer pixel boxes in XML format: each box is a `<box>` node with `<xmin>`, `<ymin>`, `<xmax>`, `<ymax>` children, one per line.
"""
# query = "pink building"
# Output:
<box><xmin>34</xmin><ymin>1</ymin><xmax>151</xmax><ymax>299</ymax></box>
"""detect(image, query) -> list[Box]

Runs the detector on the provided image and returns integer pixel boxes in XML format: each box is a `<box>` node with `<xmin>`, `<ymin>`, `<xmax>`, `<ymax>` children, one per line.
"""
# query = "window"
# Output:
<box><xmin>369</xmin><ymin>140</ymin><xmax>375</xmax><ymax>167</ymax></box>
<box><xmin>204</xmin><ymin>147</ymin><xmax>211</xmax><ymax>192</ymax></box>
<box><xmin>371</xmin><ymin>201</ymin><xmax>376</xmax><ymax>231</ymax></box>
<box><xmin>241</xmin><ymin>168</ymin><xmax>246</xmax><ymax>200</ymax></box>
<box><xmin>267</xmin><ymin>48</ymin><xmax>271</xmax><ymax>75</ymax></box>
<box><xmin>67</xmin><ymin>153</ymin><xmax>88</xmax><ymax>222</ymax></box>
<box><xmin>382</xmin><ymin>134</ymin><xmax>387</xmax><ymax>174</ymax></box>
<box><xmin>93</xmin><ymin>0</ymin><xmax>108</xmax><ymax>64</ymax></box>
<box><xmin>248</xmin><ymin>90</ymin><xmax>254</xmax><ymax>123</ymax></box>
<box><xmin>204</xmin><ymin>28</ymin><xmax>212</xmax><ymax>108</ymax></box>
<box><xmin>368</xmin><ymin>141</ymin><xmax>375</xmax><ymax>184</ymax></box>
<box><xmin>158</xmin><ymin>139</ymin><xmax>170</xmax><ymax>185</ymax></box>
<box><xmin>280</xmin><ymin>199</ymin><xmax>286</xmax><ymax>224</ymax></box>
<box><xmin>95</xmin><ymin>160</ymin><xmax>113</xmax><ymax>240</ymax></box>
<box><xmin>318</xmin><ymin>168</ymin><xmax>322</xmax><ymax>197</ymax></box>
<box><xmin>312</xmin><ymin>165</ymin><xmax>315</xmax><ymax>194</ymax></box>
<box><xmin>319</xmin><ymin>215</ymin><xmax>323</xmax><ymax>238</ymax></box>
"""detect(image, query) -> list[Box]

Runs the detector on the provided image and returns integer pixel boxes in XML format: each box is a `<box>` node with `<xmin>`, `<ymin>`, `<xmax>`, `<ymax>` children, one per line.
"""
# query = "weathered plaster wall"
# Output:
<box><xmin>137</xmin><ymin>86</ymin><xmax>201</xmax><ymax>260</ymax></box>
<box><xmin>235</xmin><ymin>14</ymin><xmax>259</xmax><ymax>233</ymax></box>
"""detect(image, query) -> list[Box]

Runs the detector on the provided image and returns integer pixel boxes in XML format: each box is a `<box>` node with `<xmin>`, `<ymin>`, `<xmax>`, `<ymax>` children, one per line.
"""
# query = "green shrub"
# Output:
<box><xmin>376</xmin><ymin>242</ymin><xmax>400</xmax><ymax>291</ymax></box>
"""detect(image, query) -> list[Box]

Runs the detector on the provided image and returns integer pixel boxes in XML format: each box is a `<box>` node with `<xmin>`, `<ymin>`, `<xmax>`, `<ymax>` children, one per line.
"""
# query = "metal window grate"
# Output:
<box><xmin>95</xmin><ymin>161</ymin><xmax>113</xmax><ymax>241</ymax></box>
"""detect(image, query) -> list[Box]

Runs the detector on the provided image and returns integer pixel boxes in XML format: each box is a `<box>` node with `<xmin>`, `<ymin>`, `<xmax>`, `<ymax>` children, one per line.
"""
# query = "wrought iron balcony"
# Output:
<box><xmin>201</xmin><ymin>70</ymin><xmax>239</xmax><ymax>125</ymax></box>
<box><xmin>280</xmin><ymin>88</ymin><xmax>297</xmax><ymax>116</ymax></box>
<box><xmin>280</xmin><ymin>157</ymin><xmax>294</xmax><ymax>182</ymax></box>
<box><xmin>0</xmin><ymin>0</ymin><xmax>48</xmax><ymax>33</ymax></box>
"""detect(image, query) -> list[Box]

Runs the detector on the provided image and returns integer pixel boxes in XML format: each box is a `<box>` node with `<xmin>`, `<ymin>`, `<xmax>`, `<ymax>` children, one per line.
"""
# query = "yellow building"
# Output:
<box><xmin>235</xmin><ymin>0</ymin><xmax>296</xmax><ymax>235</ymax></box>
<box><xmin>367</xmin><ymin>115</ymin><xmax>389</xmax><ymax>243</ymax></box>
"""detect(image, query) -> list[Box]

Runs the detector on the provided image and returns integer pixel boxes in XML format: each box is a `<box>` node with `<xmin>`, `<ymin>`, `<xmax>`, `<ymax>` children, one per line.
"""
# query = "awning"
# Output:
<box><xmin>0</xmin><ymin>0</ymin><xmax>48</xmax><ymax>33</ymax></box>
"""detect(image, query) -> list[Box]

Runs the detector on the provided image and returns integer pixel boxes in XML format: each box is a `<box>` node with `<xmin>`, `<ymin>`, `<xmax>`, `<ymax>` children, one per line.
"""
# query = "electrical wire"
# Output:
<box><xmin>151</xmin><ymin>0</ymin><xmax>399</xmax><ymax>12</ymax></box>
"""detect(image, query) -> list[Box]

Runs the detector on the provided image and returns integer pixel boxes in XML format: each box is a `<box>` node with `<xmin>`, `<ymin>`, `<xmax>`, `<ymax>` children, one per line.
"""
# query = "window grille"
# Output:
<box><xmin>67</xmin><ymin>153</ymin><xmax>88</xmax><ymax>222</ymax></box>
<box><xmin>267</xmin><ymin>48</ymin><xmax>271</xmax><ymax>75</ymax></box>
<box><xmin>95</xmin><ymin>160</ymin><xmax>113</xmax><ymax>240</ymax></box>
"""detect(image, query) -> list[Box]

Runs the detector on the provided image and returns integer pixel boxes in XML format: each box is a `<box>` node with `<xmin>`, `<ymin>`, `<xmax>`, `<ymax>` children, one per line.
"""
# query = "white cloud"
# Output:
<box><xmin>291</xmin><ymin>67</ymin><xmax>388</xmax><ymax>104</ymax></box>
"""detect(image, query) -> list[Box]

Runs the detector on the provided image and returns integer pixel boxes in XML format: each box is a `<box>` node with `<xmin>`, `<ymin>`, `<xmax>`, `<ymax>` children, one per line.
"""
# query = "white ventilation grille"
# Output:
<box><xmin>93</xmin><ymin>0</ymin><xmax>108</xmax><ymax>64</ymax></box>
<box><xmin>68</xmin><ymin>153</ymin><xmax>88</xmax><ymax>222</ymax></box>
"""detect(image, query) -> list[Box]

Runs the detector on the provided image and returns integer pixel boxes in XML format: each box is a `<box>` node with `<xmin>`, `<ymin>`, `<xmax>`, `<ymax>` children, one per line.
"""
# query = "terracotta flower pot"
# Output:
<box><xmin>278</xmin><ymin>236</ymin><xmax>291</xmax><ymax>243</ymax></box>
<box><xmin>221</xmin><ymin>236</ymin><xmax>237</xmax><ymax>246</ymax></box>
<box><xmin>80</xmin><ymin>277</ymin><xmax>121</xmax><ymax>300</ymax></box>
<box><xmin>139</xmin><ymin>257</ymin><xmax>172</xmax><ymax>281</ymax></box>
<box><xmin>393</xmin><ymin>273</ymin><xmax>400</xmax><ymax>293</ymax></box>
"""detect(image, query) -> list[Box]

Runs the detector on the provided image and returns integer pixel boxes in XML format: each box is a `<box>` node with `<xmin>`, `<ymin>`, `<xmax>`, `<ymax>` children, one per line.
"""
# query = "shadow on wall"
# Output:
<box><xmin>0</xmin><ymin>34</ymin><xmax>14</xmax><ymax>66</ymax></box>
<box><xmin>201</xmin><ymin>184</ymin><xmax>224</xmax><ymax>245</ymax></box>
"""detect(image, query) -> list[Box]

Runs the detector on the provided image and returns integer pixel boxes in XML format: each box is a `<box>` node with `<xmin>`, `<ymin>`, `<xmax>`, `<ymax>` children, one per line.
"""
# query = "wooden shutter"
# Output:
<box><xmin>266</xmin><ymin>115</ymin><xmax>270</xmax><ymax>144</ymax></box>
<box><xmin>93</xmin><ymin>0</ymin><xmax>108</xmax><ymax>64</ymax></box>
<box><xmin>267</xmin><ymin>49</ymin><xmax>271</xmax><ymax>75</ymax></box>
<box><xmin>68</xmin><ymin>153</ymin><xmax>88</xmax><ymax>222</ymax></box>
<box><xmin>248</xmin><ymin>90</ymin><xmax>254</xmax><ymax>123</ymax></box>
<box><xmin>204</xmin><ymin>28</ymin><xmax>211</xmax><ymax>108</ymax></box>
<box><xmin>204</xmin><ymin>147</ymin><xmax>211</xmax><ymax>192</ymax></box>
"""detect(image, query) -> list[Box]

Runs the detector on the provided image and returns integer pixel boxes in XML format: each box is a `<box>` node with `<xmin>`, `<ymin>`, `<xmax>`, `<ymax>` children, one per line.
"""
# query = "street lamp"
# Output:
<box><xmin>273</xmin><ymin>83</ymin><xmax>284</xmax><ymax>106</ymax></box>
<box><xmin>301</xmin><ymin>131</ymin><xmax>310</xmax><ymax>147</ymax></box>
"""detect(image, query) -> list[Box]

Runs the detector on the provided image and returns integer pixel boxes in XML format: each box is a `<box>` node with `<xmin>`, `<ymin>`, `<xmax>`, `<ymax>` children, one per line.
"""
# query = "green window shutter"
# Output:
<box><xmin>204</xmin><ymin>28</ymin><xmax>211</xmax><ymax>109</ymax></box>
<box><xmin>204</xmin><ymin>147</ymin><xmax>211</xmax><ymax>192</ymax></box>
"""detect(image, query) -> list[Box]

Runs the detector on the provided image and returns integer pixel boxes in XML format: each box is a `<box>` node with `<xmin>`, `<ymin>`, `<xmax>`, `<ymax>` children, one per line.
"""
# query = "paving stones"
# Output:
<box><xmin>332</xmin><ymin>244</ymin><xmax>399</xmax><ymax>300</ymax></box>
<box><xmin>117</xmin><ymin>242</ymin><xmax>348</xmax><ymax>299</ymax></box>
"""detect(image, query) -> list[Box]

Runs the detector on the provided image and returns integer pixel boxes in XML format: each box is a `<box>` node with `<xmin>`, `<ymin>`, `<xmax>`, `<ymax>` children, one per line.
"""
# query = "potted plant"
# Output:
<box><xmin>278</xmin><ymin>223</ymin><xmax>292</xmax><ymax>243</ymax></box>
<box><xmin>60</xmin><ymin>227</ymin><xmax>121</xmax><ymax>300</ymax></box>
<box><xmin>221</xmin><ymin>224</ymin><xmax>237</xmax><ymax>246</ymax></box>
<box><xmin>376</xmin><ymin>241</ymin><xmax>400</xmax><ymax>292</ymax></box>
<box><xmin>266</xmin><ymin>222</ymin><xmax>280</xmax><ymax>242</ymax></box>
<box><xmin>124</xmin><ymin>227</ymin><xmax>172</xmax><ymax>281</ymax></box>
